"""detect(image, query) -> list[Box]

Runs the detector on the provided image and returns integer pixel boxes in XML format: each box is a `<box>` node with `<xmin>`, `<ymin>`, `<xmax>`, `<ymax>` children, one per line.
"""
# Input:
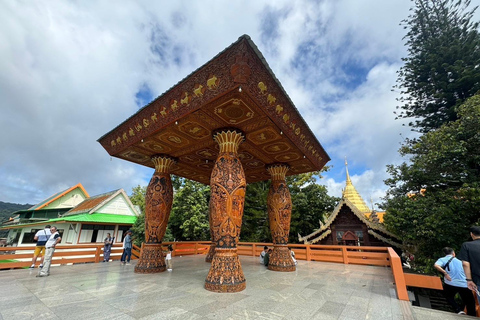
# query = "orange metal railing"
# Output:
<box><xmin>0</xmin><ymin>243</ymin><xmax>140</xmax><ymax>269</ymax></box>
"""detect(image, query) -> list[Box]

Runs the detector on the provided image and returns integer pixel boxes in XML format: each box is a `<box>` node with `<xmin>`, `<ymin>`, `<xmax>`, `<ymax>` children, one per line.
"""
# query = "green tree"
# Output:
<box><xmin>394</xmin><ymin>0</ymin><xmax>480</xmax><ymax>132</ymax></box>
<box><xmin>168</xmin><ymin>179</ymin><xmax>210</xmax><ymax>241</ymax></box>
<box><xmin>287</xmin><ymin>171</ymin><xmax>339</xmax><ymax>243</ymax></box>
<box><xmin>383</xmin><ymin>95</ymin><xmax>480</xmax><ymax>271</ymax></box>
<box><xmin>241</xmin><ymin>180</ymin><xmax>271</xmax><ymax>242</ymax></box>
<box><xmin>241</xmin><ymin>170</ymin><xmax>339</xmax><ymax>243</ymax></box>
<box><xmin>130</xmin><ymin>185</ymin><xmax>146</xmax><ymax>246</ymax></box>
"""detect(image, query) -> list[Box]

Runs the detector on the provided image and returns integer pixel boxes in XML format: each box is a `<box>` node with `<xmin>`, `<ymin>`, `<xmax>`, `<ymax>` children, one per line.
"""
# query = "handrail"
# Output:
<box><xmin>0</xmin><ymin>243</ymin><xmax>139</xmax><ymax>269</ymax></box>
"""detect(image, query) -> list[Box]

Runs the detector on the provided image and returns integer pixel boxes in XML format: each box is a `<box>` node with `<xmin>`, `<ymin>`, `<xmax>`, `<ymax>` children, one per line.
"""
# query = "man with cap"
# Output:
<box><xmin>30</xmin><ymin>225</ymin><xmax>51</xmax><ymax>269</ymax></box>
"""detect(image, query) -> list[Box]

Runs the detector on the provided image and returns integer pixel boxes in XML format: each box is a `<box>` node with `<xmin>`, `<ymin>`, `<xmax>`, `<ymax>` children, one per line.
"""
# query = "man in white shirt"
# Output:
<box><xmin>37</xmin><ymin>226</ymin><xmax>61</xmax><ymax>277</ymax></box>
<box><xmin>30</xmin><ymin>225</ymin><xmax>51</xmax><ymax>269</ymax></box>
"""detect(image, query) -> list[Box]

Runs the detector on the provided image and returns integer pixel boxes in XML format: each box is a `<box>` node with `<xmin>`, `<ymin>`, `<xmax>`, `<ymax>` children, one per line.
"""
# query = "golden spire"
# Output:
<box><xmin>342</xmin><ymin>157</ymin><xmax>371</xmax><ymax>213</ymax></box>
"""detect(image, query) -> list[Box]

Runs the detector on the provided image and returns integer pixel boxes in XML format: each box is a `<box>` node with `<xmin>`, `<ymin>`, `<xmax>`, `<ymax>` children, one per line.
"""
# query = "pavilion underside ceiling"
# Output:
<box><xmin>98</xmin><ymin>35</ymin><xmax>330</xmax><ymax>184</ymax></box>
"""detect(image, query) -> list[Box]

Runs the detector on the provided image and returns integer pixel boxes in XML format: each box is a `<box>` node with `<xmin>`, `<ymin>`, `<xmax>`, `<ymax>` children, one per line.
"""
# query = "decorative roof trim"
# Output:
<box><xmin>367</xmin><ymin>230</ymin><xmax>403</xmax><ymax>249</ymax></box>
<box><xmin>309</xmin><ymin>229</ymin><xmax>332</xmax><ymax>245</ymax></box>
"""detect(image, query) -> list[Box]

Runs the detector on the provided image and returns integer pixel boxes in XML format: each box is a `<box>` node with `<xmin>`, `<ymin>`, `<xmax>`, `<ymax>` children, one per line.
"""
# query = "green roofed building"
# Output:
<box><xmin>1</xmin><ymin>184</ymin><xmax>139</xmax><ymax>246</ymax></box>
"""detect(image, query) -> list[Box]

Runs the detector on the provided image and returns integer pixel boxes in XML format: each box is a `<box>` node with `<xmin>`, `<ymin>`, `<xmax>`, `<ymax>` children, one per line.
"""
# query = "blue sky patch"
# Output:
<box><xmin>135</xmin><ymin>83</ymin><xmax>154</xmax><ymax>109</ymax></box>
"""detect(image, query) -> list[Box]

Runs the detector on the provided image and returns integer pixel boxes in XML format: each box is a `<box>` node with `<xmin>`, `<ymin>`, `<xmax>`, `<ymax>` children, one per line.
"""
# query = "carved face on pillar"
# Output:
<box><xmin>209</xmin><ymin>129</ymin><xmax>246</xmax><ymax>249</ymax></box>
<box><xmin>210</xmin><ymin>155</ymin><xmax>246</xmax><ymax>248</ymax></box>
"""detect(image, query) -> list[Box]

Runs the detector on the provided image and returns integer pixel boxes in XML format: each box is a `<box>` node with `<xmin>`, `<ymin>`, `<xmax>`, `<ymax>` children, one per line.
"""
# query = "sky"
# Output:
<box><xmin>0</xmin><ymin>0</ymin><xmax>420</xmax><ymax>209</ymax></box>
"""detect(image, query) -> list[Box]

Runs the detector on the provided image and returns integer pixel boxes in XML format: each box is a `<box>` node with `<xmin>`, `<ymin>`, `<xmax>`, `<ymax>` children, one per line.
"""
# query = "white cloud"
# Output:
<box><xmin>0</xmin><ymin>0</ymin><xmax>416</xmax><ymax>208</ymax></box>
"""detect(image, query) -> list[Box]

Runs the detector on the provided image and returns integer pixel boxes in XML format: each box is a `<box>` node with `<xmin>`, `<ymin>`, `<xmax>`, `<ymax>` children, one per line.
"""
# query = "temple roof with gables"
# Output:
<box><xmin>98</xmin><ymin>35</ymin><xmax>330</xmax><ymax>184</ymax></box>
<box><xmin>298</xmin><ymin>198</ymin><xmax>402</xmax><ymax>248</ymax></box>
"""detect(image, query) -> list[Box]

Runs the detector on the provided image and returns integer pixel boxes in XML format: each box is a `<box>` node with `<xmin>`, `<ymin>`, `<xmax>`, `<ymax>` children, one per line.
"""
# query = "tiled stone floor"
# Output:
<box><xmin>0</xmin><ymin>255</ymin><xmax>468</xmax><ymax>319</ymax></box>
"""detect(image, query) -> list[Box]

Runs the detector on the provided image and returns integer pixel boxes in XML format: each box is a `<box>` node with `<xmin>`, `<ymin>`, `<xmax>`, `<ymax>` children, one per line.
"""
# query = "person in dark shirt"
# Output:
<box><xmin>458</xmin><ymin>226</ymin><xmax>480</xmax><ymax>299</ymax></box>
<box><xmin>264</xmin><ymin>248</ymin><xmax>273</xmax><ymax>267</ymax></box>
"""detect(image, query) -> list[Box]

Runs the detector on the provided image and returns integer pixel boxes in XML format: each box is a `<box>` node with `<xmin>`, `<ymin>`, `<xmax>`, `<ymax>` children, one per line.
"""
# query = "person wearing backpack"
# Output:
<box><xmin>29</xmin><ymin>225</ymin><xmax>51</xmax><ymax>269</ymax></box>
<box><xmin>434</xmin><ymin>247</ymin><xmax>476</xmax><ymax>316</ymax></box>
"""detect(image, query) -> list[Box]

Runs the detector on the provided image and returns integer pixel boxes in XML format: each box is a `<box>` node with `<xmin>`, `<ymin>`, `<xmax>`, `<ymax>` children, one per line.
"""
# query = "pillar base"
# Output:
<box><xmin>205</xmin><ymin>248</ymin><xmax>246</xmax><ymax>292</ymax></box>
<box><xmin>205</xmin><ymin>242</ymin><xmax>216</xmax><ymax>262</ymax></box>
<box><xmin>134</xmin><ymin>243</ymin><xmax>166</xmax><ymax>273</ymax></box>
<box><xmin>268</xmin><ymin>245</ymin><xmax>296</xmax><ymax>272</ymax></box>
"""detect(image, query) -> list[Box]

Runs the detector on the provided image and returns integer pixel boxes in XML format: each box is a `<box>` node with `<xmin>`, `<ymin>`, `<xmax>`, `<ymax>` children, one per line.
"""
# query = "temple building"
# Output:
<box><xmin>0</xmin><ymin>184</ymin><xmax>138</xmax><ymax>246</ymax></box>
<box><xmin>298</xmin><ymin>160</ymin><xmax>401</xmax><ymax>248</ymax></box>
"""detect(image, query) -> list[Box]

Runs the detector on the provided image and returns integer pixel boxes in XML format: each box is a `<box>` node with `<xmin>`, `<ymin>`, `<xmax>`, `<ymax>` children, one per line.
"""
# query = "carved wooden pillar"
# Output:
<box><xmin>267</xmin><ymin>164</ymin><xmax>295</xmax><ymax>272</ymax></box>
<box><xmin>205</xmin><ymin>129</ymin><xmax>246</xmax><ymax>292</ymax></box>
<box><xmin>135</xmin><ymin>155</ymin><xmax>176</xmax><ymax>274</ymax></box>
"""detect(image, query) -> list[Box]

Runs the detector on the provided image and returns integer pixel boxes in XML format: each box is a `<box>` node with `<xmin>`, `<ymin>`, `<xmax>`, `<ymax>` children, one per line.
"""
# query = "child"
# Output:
<box><xmin>166</xmin><ymin>245</ymin><xmax>173</xmax><ymax>271</ymax></box>
<box><xmin>260</xmin><ymin>246</ymin><xmax>268</xmax><ymax>264</ymax></box>
<box><xmin>289</xmin><ymin>247</ymin><xmax>297</xmax><ymax>266</ymax></box>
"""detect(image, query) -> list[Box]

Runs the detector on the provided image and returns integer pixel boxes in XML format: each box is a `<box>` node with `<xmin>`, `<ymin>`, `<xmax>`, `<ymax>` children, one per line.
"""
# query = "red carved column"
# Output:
<box><xmin>135</xmin><ymin>155</ymin><xmax>176</xmax><ymax>274</ymax></box>
<box><xmin>267</xmin><ymin>164</ymin><xmax>295</xmax><ymax>272</ymax></box>
<box><xmin>205</xmin><ymin>129</ymin><xmax>246</xmax><ymax>292</ymax></box>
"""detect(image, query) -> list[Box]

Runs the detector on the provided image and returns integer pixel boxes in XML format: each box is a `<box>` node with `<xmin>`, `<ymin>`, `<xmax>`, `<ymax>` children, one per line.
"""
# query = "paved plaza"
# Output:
<box><xmin>0</xmin><ymin>255</ymin><xmax>467</xmax><ymax>319</ymax></box>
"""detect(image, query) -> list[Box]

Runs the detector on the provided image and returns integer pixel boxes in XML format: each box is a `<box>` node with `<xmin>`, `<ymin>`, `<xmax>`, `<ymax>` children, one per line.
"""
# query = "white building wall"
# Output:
<box><xmin>44</xmin><ymin>189</ymin><xmax>88</xmax><ymax>210</ymax></box>
<box><xmin>97</xmin><ymin>194</ymin><xmax>135</xmax><ymax>216</ymax></box>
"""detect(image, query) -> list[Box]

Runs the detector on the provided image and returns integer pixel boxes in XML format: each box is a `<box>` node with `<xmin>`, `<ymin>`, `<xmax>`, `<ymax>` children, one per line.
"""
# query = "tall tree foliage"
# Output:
<box><xmin>384</xmin><ymin>95</ymin><xmax>480</xmax><ymax>270</ymax></box>
<box><xmin>241</xmin><ymin>171</ymin><xmax>339</xmax><ymax>243</ymax></box>
<box><xmin>394</xmin><ymin>0</ymin><xmax>480</xmax><ymax>132</ymax></box>
<box><xmin>241</xmin><ymin>180</ymin><xmax>270</xmax><ymax>242</ymax></box>
<box><xmin>130</xmin><ymin>185</ymin><xmax>146</xmax><ymax>246</ymax></box>
<box><xmin>168</xmin><ymin>178</ymin><xmax>210</xmax><ymax>241</ymax></box>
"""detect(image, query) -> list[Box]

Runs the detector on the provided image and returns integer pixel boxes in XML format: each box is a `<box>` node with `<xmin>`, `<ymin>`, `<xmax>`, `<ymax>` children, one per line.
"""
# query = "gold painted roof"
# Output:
<box><xmin>342</xmin><ymin>160</ymin><xmax>370</xmax><ymax>213</ymax></box>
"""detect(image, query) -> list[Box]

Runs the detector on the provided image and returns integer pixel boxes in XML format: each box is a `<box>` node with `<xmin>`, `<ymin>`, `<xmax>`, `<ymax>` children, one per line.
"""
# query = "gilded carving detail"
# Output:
<box><xmin>207</xmin><ymin>75</ymin><xmax>219</xmax><ymax>90</ymax></box>
<box><xmin>258</xmin><ymin>82</ymin><xmax>267</xmax><ymax>94</ymax></box>
<box><xmin>171</xmin><ymin>100</ymin><xmax>178</xmax><ymax>111</ymax></box>
<box><xmin>181</xmin><ymin>92</ymin><xmax>191</xmax><ymax>105</ymax></box>
<box><xmin>194</xmin><ymin>84</ymin><xmax>205</xmax><ymax>97</ymax></box>
<box><xmin>267</xmin><ymin>94</ymin><xmax>276</xmax><ymax>105</ymax></box>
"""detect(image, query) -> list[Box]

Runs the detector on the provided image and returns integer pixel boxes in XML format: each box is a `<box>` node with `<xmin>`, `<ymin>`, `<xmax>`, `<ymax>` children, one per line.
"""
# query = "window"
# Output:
<box><xmin>336</xmin><ymin>231</ymin><xmax>344</xmax><ymax>241</ymax></box>
<box><xmin>22</xmin><ymin>229</ymin><xmax>41</xmax><ymax>244</ymax></box>
<box><xmin>355</xmin><ymin>231</ymin><xmax>364</xmax><ymax>241</ymax></box>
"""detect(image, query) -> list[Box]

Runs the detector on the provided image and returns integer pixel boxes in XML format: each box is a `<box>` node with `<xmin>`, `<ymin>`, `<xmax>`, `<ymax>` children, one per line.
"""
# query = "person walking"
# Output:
<box><xmin>36</xmin><ymin>226</ymin><xmax>61</xmax><ymax>277</ymax></box>
<box><xmin>120</xmin><ymin>230</ymin><xmax>133</xmax><ymax>265</ymax></box>
<box><xmin>103</xmin><ymin>233</ymin><xmax>114</xmax><ymax>262</ymax></box>
<box><xmin>459</xmin><ymin>226</ymin><xmax>480</xmax><ymax>300</ymax></box>
<box><xmin>434</xmin><ymin>247</ymin><xmax>476</xmax><ymax>315</ymax></box>
<box><xmin>30</xmin><ymin>225</ymin><xmax>51</xmax><ymax>269</ymax></box>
